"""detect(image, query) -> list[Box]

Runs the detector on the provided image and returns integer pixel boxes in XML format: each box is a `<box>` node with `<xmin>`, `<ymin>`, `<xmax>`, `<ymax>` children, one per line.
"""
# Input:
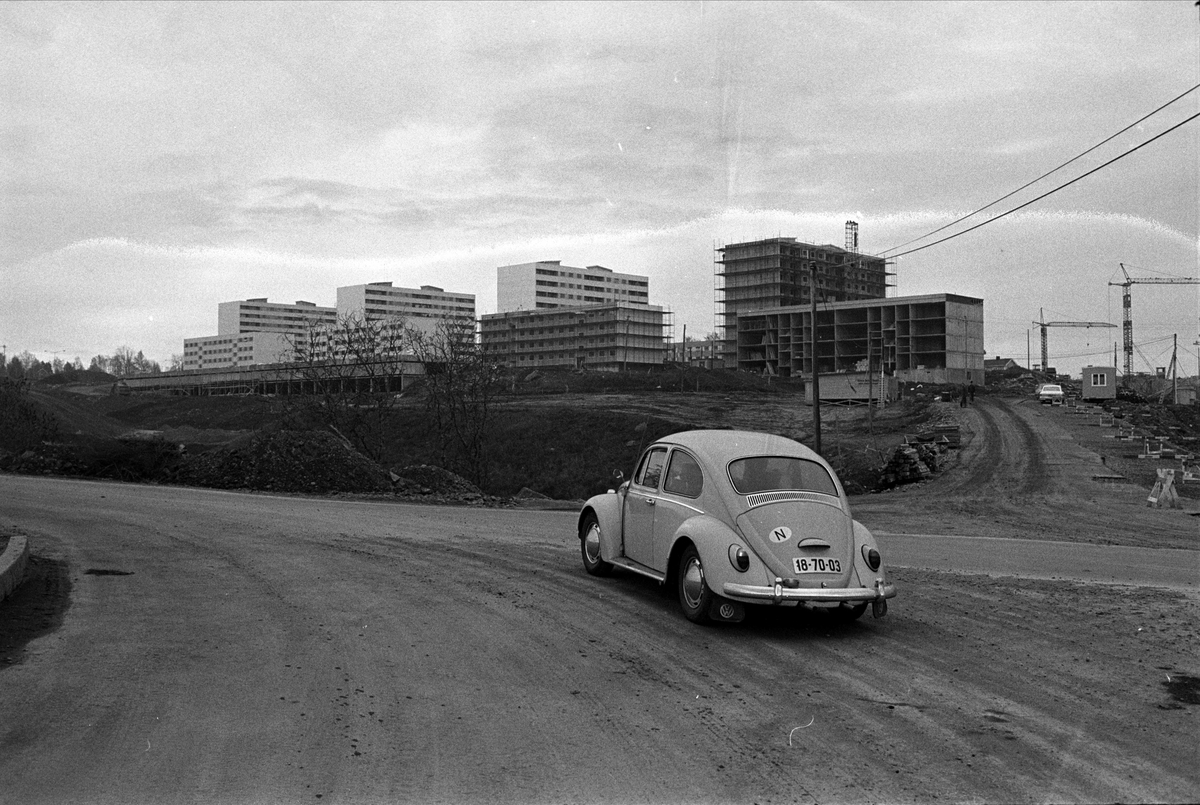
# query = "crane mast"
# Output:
<box><xmin>1107</xmin><ymin>264</ymin><xmax>1200</xmax><ymax>385</ymax></box>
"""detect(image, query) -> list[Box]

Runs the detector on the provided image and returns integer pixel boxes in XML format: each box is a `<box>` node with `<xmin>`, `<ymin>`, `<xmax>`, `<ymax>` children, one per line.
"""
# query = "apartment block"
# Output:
<box><xmin>183</xmin><ymin>331</ymin><xmax>294</xmax><ymax>371</ymax></box>
<box><xmin>337</xmin><ymin>282</ymin><xmax>476</xmax><ymax>337</ymax></box>
<box><xmin>667</xmin><ymin>340</ymin><xmax>721</xmax><ymax>368</ymax></box>
<box><xmin>497</xmin><ymin>261</ymin><xmax>649</xmax><ymax>312</ymax></box>
<box><xmin>217</xmin><ymin>298</ymin><xmax>336</xmax><ymax>336</ymax></box>
<box><xmin>480</xmin><ymin>303</ymin><xmax>667</xmax><ymax>371</ymax></box>
<box><xmin>736</xmin><ymin>293</ymin><xmax>984</xmax><ymax>386</ymax></box>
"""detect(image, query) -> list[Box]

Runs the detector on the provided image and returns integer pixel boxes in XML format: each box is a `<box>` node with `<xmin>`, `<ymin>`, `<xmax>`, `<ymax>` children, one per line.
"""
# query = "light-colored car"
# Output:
<box><xmin>578</xmin><ymin>430</ymin><xmax>896</xmax><ymax>625</ymax></box>
<box><xmin>1037</xmin><ymin>384</ymin><xmax>1065</xmax><ymax>404</ymax></box>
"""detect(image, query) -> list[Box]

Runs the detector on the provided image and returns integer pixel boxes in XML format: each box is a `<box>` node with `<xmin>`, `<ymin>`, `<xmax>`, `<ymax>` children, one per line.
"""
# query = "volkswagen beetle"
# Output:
<box><xmin>577</xmin><ymin>429</ymin><xmax>896</xmax><ymax>624</ymax></box>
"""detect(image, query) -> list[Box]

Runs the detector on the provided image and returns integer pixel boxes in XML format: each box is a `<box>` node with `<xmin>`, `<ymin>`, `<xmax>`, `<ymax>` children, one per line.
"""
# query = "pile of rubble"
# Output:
<box><xmin>178</xmin><ymin>429</ymin><xmax>393</xmax><ymax>494</ymax></box>
<box><xmin>389</xmin><ymin>464</ymin><xmax>489</xmax><ymax>504</ymax></box>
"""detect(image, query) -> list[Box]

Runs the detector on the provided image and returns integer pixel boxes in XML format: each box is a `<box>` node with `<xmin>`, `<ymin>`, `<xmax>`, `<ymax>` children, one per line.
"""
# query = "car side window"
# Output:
<box><xmin>663</xmin><ymin>450</ymin><xmax>703</xmax><ymax>498</ymax></box>
<box><xmin>634</xmin><ymin>447</ymin><xmax>668</xmax><ymax>490</ymax></box>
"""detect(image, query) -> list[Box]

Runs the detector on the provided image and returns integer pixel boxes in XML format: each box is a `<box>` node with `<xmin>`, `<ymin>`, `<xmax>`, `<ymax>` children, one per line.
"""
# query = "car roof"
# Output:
<box><xmin>650</xmin><ymin>429</ymin><xmax>822</xmax><ymax>467</ymax></box>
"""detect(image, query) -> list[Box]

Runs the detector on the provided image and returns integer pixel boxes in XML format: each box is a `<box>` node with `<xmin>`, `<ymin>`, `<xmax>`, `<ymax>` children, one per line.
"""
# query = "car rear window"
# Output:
<box><xmin>728</xmin><ymin>456</ymin><xmax>838</xmax><ymax>496</ymax></box>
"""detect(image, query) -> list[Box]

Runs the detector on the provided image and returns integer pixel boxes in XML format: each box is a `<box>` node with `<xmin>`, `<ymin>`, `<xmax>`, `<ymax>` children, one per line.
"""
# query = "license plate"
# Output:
<box><xmin>792</xmin><ymin>557</ymin><xmax>842</xmax><ymax>574</ymax></box>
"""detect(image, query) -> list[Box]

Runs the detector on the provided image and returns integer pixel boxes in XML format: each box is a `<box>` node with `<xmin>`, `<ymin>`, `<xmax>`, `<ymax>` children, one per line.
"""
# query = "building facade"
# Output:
<box><xmin>480</xmin><ymin>303</ymin><xmax>667</xmax><ymax>371</ymax></box>
<box><xmin>183</xmin><ymin>331</ymin><xmax>294</xmax><ymax>371</ymax></box>
<box><xmin>497</xmin><ymin>261</ymin><xmax>650</xmax><ymax>312</ymax></box>
<box><xmin>217</xmin><ymin>298</ymin><xmax>336</xmax><ymax>336</ymax></box>
<box><xmin>717</xmin><ymin>235</ymin><xmax>891</xmax><ymax>361</ymax></box>
<box><xmin>336</xmin><ymin>282</ymin><xmax>476</xmax><ymax>336</ymax></box>
<box><xmin>667</xmin><ymin>340</ymin><xmax>722</xmax><ymax>368</ymax></box>
<box><xmin>736</xmin><ymin>293</ymin><xmax>984</xmax><ymax>386</ymax></box>
<box><xmin>184</xmin><ymin>298</ymin><xmax>335</xmax><ymax>370</ymax></box>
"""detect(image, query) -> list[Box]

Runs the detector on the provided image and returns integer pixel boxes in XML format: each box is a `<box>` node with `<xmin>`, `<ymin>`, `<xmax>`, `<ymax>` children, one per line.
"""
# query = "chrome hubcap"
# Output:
<box><xmin>584</xmin><ymin>524</ymin><xmax>602</xmax><ymax>564</ymax></box>
<box><xmin>681</xmin><ymin>556</ymin><xmax>705</xmax><ymax>609</ymax></box>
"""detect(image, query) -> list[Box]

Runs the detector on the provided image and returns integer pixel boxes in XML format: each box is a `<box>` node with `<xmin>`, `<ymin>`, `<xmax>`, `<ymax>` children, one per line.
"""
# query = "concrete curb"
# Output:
<box><xmin>0</xmin><ymin>535</ymin><xmax>30</xmax><ymax>603</ymax></box>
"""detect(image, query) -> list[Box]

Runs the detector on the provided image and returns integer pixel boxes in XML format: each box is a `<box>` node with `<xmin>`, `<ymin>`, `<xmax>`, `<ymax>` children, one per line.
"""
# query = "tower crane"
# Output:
<box><xmin>1108</xmin><ymin>264</ymin><xmax>1200</xmax><ymax>385</ymax></box>
<box><xmin>1034</xmin><ymin>309</ymin><xmax>1116</xmax><ymax>374</ymax></box>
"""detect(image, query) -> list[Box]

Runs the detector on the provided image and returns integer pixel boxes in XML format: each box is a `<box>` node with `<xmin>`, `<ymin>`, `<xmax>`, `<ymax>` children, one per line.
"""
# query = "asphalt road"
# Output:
<box><xmin>1</xmin><ymin>396</ymin><xmax>1198</xmax><ymax>804</ymax></box>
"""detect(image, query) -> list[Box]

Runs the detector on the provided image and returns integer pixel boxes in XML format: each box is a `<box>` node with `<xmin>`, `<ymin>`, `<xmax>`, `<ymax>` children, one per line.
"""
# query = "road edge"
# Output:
<box><xmin>0</xmin><ymin>535</ymin><xmax>30</xmax><ymax>603</ymax></box>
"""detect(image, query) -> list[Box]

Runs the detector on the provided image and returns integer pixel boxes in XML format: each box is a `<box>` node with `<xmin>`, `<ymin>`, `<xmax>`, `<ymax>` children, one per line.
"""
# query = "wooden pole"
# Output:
<box><xmin>810</xmin><ymin>263</ymin><xmax>822</xmax><ymax>455</ymax></box>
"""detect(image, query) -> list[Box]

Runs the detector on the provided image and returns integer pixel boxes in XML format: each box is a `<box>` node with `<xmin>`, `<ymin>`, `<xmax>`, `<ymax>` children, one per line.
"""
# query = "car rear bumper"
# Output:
<box><xmin>723</xmin><ymin>577</ymin><xmax>896</xmax><ymax>604</ymax></box>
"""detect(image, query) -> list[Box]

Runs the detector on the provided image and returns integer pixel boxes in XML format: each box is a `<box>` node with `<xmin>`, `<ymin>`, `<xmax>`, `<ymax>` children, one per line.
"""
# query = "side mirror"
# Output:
<box><xmin>612</xmin><ymin>469</ymin><xmax>625</xmax><ymax>482</ymax></box>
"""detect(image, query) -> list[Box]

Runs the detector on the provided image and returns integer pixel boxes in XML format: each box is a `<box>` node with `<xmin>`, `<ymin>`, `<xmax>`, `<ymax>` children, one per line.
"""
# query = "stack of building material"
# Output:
<box><xmin>904</xmin><ymin>423</ymin><xmax>961</xmax><ymax>448</ymax></box>
<box><xmin>878</xmin><ymin>443</ymin><xmax>940</xmax><ymax>487</ymax></box>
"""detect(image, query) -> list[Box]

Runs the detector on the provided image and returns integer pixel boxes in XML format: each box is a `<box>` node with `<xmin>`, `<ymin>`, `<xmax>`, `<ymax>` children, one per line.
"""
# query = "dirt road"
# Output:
<box><xmin>0</xmin><ymin>396</ymin><xmax>1197</xmax><ymax>804</ymax></box>
<box><xmin>854</xmin><ymin>395</ymin><xmax>1199</xmax><ymax>549</ymax></box>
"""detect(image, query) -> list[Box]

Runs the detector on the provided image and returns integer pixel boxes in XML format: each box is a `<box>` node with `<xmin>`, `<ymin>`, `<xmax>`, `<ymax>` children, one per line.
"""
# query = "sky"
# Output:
<box><xmin>2</xmin><ymin>0</ymin><xmax>1198</xmax><ymax>379</ymax></box>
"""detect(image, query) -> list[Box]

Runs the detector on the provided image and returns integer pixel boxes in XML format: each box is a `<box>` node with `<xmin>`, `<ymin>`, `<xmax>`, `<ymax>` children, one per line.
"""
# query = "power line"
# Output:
<box><xmin>884</xmin><ymin>111</ymin><xmax>1200</xmax><ymax>261</ymax></box>
<box><xmin>881</xmin><ymin>83</ymin><xmax>1200</xmax><ymax>257</ymax></box>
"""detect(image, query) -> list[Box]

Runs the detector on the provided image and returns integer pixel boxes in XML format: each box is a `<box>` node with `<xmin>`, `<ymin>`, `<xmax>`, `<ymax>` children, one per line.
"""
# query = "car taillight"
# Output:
<box><xmin>862</xmin><ymin>546</ymin><xmax>881</xmax><ymax>571</ymax></box>
<box><xmin>728</xmin><ymin>545</ymin><xmax>750</xmax><ymax>572</ymax></box>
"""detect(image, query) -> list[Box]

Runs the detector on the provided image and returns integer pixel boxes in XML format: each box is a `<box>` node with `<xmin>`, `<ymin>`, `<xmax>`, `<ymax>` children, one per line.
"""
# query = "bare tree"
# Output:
<box><xmin>279</xmin><ymin>313</ymin><xmax>414</xmax><ymax>462</ymax></box>
<box><xmin>408</xmin><ymin>318</ymin><xmax>504</xmax><ymax>488</ymax></box>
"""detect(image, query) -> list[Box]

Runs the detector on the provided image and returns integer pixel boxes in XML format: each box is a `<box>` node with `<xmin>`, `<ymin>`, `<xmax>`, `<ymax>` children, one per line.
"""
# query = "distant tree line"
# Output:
<box><xmin>3</xmin><ymin>346</ymin><xmax>163</xmax><ymax>381</ymax></box>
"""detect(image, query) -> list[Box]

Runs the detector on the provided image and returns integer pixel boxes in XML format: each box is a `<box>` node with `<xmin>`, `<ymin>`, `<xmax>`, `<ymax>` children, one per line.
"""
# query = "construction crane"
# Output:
<box><xmin>1108</xmin><ymin>264</ymin><xmax>1200</xmax><ymax>384</ymax></box>
<box><xmin>1034</xmin><ymin>309</ymin><xmax>1116</xmax><ymax>374</ymax></box>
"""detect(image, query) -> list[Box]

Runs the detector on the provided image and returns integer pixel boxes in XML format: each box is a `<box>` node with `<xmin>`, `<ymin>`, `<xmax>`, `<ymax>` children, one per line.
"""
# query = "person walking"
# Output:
<box><xmin>968</xmin><ymin>381</ymin><xmax>976</xmax><ymax>403</ymax></box>
<box><xmin>959</xmin><ymin>384</ymin><xmax>968</xmax><ymax>408</ymax></box>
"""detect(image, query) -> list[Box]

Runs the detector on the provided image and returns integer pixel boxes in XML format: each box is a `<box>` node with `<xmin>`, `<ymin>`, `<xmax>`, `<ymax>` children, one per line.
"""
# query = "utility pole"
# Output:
<box><xmin>1171</xmin><ymin>334</ymin><xmax>1178</xmax><ymax>405</ymax></box>
<box><xmin>810</xmin><ymin>262</ymin><xmax>822</xmax><ymax>455</ymax></box>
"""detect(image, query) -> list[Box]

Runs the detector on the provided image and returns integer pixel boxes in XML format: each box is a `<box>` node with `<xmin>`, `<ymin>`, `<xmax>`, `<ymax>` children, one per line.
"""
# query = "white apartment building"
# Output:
<box><xmin>480</xmin><ymin>303</ymin><xmax>667</xmax><ymax>371</ymax></box>
<box><xmin>217</xmin><ymin>298</ymin><xmax>336</xmax><ymax>336</ymax></box>
<box><xmin>336</xmin><ymin>282</ymin><xmax>476</xmax><ymax>337</ymax></box>
<box><xmin>183</xmin><ymin>331</ymin><xmax>294</xmax><ymax>371</ymax></box>
<box><xmin>497</xmin><ymin>261</ymin><xmax>650</xmax><ymax>312</ymax></box>
<box><xmin>183</xmin><ymin>297</ymin><xmax>335</xmax><ymax>370</ymax></box>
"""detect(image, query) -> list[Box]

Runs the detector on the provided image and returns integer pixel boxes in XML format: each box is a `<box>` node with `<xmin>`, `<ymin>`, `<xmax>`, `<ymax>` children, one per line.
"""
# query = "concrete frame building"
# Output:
<box><xmin>497</xmin><ymin>261</ymin><xmax>650</xmax><ymax>312</ymax></box>
<box><xmin>337</xmin><ymin>282</ymin><xmax>476</xmax><ymax>336</ymax></box>
<box><xmin>736</xmin><ymin>293</ymin><xmax>984</xmax><ymax>387</ymax></box>
<box><xmin>480</xmin><ymin>303</ymin><xmax>667</xmax><ymax>371</ymax></box>
<box><xmin>716</xmin><ymin>232</ymin><xmax>892</xmax><ymax>362</ymax></box>
<box><xmin>217</xmin><ymin>298</ymin><xmax>336</xmax><ymax>336</ymax></box>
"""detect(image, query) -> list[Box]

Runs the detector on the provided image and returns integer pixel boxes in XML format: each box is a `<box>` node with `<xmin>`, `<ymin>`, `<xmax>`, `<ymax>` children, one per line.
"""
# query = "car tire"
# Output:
<box><xmin>677</xmin><ymin>544</ymin><xmax>714</xmax><ymax>624</ymax></box>
<box><xmin>580</xmin><ymin>513</ymin><xmax>613</xmax><ymax>577</ymax></box>
<box><xmin>829</xmin><ymin>602</ymin><xmax>868</xmax><ymax>621</ymax></box>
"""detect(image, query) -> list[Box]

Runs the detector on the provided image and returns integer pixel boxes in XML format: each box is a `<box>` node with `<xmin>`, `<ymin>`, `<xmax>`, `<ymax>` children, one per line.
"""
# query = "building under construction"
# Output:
<box><xmin>736</xmin><ymin>293</ymin><xmax>985</xmax><ymax>387</ymax></box>
<box><xmin>715</xmin><ymin>222</ymin><xmax>893</xmax><ymax>366</ymax></box>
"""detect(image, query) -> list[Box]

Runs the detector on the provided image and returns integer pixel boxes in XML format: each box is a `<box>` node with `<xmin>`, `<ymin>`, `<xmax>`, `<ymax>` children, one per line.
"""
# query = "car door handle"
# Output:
<box><xmin>643</xmin><ymin>497</ymin><xmax>656</xmax><ymax>505</ymax></box>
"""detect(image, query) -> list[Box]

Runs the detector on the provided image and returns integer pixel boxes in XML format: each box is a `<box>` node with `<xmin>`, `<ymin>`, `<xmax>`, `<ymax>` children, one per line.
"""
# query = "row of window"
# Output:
<box><xmin>533</xmin><ymin>268</ymin><xmax>647</xmax><ymax>287</ymax></box>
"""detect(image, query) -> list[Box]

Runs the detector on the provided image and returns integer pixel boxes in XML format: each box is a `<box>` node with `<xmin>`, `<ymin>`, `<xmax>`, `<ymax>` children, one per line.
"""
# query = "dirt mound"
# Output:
<box><xmin>391</xmin><ymin>464</ymin><xmax>484</xmax><ymax>500</ymax></box>
<box><xmin>179</xmin><ymin>430</ymin><xmax>391</xmax><ymax>494</ymax></box>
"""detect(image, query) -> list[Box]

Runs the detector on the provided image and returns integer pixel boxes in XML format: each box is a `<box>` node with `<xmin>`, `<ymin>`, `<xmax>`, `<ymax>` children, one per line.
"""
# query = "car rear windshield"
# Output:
<box><xmin>728</xmin><ymin>456</ymin><xmax>838</xmax><ymax>496</ymax></box>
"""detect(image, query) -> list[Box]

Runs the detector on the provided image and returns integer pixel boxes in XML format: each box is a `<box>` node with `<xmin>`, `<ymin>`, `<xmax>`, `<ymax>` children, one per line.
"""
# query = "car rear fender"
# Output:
<box><xmin>579</xmin><ymin>491</ymin><xmax>624</xmax><ymax>562</ymax></box>
<box><xmin>849</xmin><ymin>518</ymin><xmax>890</xmax><ymax>589</ymax></box>
<box><xmin>664</xmin><ymin>515</ymin><xmax>771</xmax><ymax>596</ymax></box>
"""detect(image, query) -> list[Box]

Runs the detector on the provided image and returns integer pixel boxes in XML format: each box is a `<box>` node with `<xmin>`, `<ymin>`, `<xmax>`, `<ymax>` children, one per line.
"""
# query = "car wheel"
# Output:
<box><xmin>829</xmin><ymin>602</ymin><xmax>868</xmax><ymax>621</ymax></box>
<box><xmin>677</xmin><ymin>544</ymin><xmax>714</xmax><ymax>624</ymax></box>
<box><xmin>579</xmin><ymin>513</ymin><xmax>613</xmax><ymax>577</ymax></box>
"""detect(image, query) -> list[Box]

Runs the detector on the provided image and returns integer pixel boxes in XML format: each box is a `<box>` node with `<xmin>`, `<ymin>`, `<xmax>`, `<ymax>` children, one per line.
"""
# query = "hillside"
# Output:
<box><xmin>4</xmin><ymin>369</ymin><xmax>1195</xmax><ymax>503</ymax></box>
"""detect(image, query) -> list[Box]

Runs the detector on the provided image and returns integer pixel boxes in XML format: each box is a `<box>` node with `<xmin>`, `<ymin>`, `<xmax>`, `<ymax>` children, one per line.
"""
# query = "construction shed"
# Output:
<box><xmin>1081</xmin><ymin>366</ymin><xmax>1117</xmax><ymax>400</ymax></box>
